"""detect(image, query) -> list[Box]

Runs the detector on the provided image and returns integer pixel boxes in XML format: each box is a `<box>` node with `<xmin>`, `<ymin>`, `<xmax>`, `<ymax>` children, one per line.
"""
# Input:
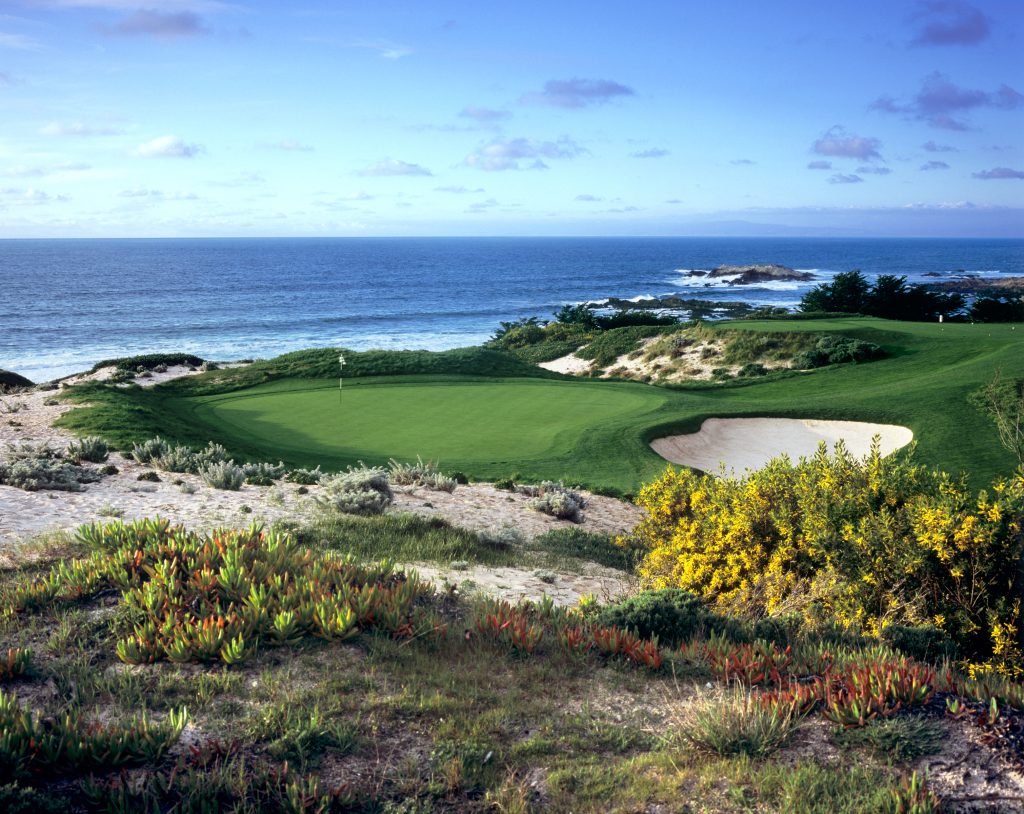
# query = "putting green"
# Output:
<box><xmin>189</xmin><ymin>378</ymin><xmax>670</xmax><ymax>473</ymax></box>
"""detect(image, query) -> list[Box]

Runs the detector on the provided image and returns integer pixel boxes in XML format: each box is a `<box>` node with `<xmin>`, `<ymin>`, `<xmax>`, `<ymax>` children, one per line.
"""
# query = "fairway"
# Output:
<box><xmin>187</xmin><ymin>378</ymin><xmax>671</xmax><ymax>480</ymax></box>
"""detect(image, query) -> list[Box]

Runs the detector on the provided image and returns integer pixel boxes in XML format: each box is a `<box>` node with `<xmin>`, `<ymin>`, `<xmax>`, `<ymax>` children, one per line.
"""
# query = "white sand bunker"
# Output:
<box><xmin>651</xmin><ymin>418</ymin><xmax>913</xmax><ymax>475</ymax></box>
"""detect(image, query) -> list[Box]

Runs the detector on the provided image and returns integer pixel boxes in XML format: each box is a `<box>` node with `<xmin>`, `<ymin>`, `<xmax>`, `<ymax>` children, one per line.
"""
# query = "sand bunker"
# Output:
<box><xmin>651</xmin><ymin>418</ymin><xmax>913</xmax><ymax>474</ymax></box>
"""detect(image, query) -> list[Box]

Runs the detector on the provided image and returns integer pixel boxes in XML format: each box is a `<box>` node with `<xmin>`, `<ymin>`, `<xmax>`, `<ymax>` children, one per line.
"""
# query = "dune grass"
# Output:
<box><xmin>56</xmin><ymin>318</ymin><xmax>1024</xmax><ymax>492</ymax></box>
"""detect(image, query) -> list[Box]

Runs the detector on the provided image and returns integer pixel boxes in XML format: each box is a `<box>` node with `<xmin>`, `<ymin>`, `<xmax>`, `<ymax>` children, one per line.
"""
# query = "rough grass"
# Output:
<box><xmin>55</xmin><ymin>318</ymin><xmax>1024</xmax><ymax>491</ymax></box>
<box><xmin>575</xmin><ymin>325</ymin><xmax>676</xmax><ymax>368</ymax></box>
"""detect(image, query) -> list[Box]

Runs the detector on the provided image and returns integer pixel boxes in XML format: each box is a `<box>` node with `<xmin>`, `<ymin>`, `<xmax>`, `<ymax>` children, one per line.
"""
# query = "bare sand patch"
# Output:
<box><xmin>538</xmin><ymin>350</ymin><xmax>593</xmax><ymax>375</ymax></box>
<box><xmin>651</xmin><ymin>417</ymin><xmax>913</xmax><ymax>475</ymax></box>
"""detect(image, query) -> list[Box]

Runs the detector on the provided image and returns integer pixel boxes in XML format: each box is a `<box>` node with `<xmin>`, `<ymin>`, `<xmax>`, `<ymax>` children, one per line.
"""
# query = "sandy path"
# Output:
<box><xmin>651</xmin><ymin>417</ymin><xmax>913</xmax><ymax>475</ymax></box>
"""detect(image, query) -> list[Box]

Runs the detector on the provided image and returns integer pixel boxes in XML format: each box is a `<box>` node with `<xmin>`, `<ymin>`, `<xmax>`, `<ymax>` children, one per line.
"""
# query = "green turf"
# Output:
<box><xmin>57</xmin><ymin>318</ymin><xmax>1024</xmax><ymax>492</ymax></box>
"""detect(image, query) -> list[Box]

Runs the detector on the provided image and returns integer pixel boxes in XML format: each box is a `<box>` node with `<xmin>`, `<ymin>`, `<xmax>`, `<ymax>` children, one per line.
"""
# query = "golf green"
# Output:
<box><xmin>189</xmin><ymin>378</ymin><xmax>671</xmax><ymax>477</ymax></box>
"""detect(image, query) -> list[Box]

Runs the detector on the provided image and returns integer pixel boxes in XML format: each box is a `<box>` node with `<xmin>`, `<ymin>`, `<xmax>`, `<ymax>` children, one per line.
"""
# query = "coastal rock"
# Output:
<box><xmin>706</xmin><ymin>264</ymin><xmax>815</xmax><ymax>285</ymax></box>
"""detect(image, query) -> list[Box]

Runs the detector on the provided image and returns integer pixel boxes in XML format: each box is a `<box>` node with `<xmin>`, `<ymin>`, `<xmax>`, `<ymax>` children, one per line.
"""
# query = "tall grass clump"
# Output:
<box><xmin>675</xmin><ymin>687</ymin><xmax>803</xmax><ymax>757</ymax></box>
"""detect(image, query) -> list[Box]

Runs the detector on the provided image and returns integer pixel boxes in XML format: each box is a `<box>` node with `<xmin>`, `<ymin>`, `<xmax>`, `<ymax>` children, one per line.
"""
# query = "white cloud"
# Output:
<box><xmin>464</xmin><ymin>136</ymin><xmax>585</xmax><ymax>171</ymax></box>
<box><xmin>357</xmin><ymin>159</ymin><xmax>431</xmax><ymax>177</ymax></box>
<box><xmin>132</xmin><ymin>135</ymin><xmax>203</xmax><ymax>158</ymax></box>
<box><xmin>40</xmin><ymin>121</ymin><xmax>126</xmax><ymax>137</ymax></box>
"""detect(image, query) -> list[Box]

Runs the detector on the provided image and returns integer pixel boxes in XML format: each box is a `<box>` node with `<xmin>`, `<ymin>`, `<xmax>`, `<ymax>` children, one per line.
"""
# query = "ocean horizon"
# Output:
<box><xmin>3</xmin><ymin>235</ymin><xmax>1021</xmax><ymax>382</ymax></box>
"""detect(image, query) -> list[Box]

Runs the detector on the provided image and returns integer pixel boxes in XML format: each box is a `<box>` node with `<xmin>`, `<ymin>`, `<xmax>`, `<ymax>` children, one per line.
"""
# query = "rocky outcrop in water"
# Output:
<box><xmin>706</xmin><ymin>264</ymin><xmax>815</xmax><ymax>285</ymax></box>
<box><xmin>925</xmin><ymin>276</ymin><xmax>1024</xmax><ymax>295</ymax></box>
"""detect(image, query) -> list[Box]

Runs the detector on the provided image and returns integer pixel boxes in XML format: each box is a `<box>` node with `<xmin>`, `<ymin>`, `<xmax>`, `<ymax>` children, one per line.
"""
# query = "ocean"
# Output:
<box><xmin>1</xmin><ymin>236</ymin><xmax>1021</xmax><ymax>382</ymax></box>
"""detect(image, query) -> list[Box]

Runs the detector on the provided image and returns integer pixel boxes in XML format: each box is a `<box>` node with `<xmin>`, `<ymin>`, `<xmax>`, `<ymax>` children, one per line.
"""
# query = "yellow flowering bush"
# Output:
<box><xmin>622</xmin><ymin>443</ymin><xmax>1023</xmax><ymax>672</ymax></box>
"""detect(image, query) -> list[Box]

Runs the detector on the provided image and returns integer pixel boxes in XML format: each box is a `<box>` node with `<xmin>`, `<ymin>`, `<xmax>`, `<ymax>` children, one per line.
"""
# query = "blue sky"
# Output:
<box><xmin>0</xmin><ymin>0</ymin><xmax>1021</xmax><ymax>237</ymax></box>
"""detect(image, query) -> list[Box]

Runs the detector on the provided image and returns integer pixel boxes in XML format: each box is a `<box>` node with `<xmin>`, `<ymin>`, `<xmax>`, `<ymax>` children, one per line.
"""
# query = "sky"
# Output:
<box><xmin>0</xmin><ymin>0</ymin><xmax>1022</xmax><ymax>238</ymax></box>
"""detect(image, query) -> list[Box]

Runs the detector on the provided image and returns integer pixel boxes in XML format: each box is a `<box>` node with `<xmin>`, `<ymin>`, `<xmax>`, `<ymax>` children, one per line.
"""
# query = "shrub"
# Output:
<box><xmin>200</xmin><ymin>461</ymin><xmax>245</xmax><ymax>491</ymax></box>
<box><xmin>6</xmin><ymin>441</ymin><xmax>60</xmax><ymax>461</ymax></box>
<box><xmin>136</xmin><ymin>471</ymin><xmax>160</xmax><ymax>482</ymax></box>
<box><xmin>737</xmin><ymin>362</ymin><xmax>768</xmax><ymax>377</ymax></box>
<box><xmin>622</xmin><ymin>446</ymin><xmax>1024</xmax><ymax>672</ymax></box>
<box><xmin>193</xmin><ymin>442</ymin><xmax>229</xmax><ymax>468</ymax></box>
<box><xmin>285</xmin><ymin>466</ymin><xmax>323</xmax><ymax>485</ymax></box>
<box><xmin>65</xmin><ymin>436</ymin><xmax>108</xmax><ymax>464</ymax></box>
<box><xmin>242</xmin><ymin>461</ymin><xmax>287</xmax><ymax>486</ymax></box>
<box><xmin>0</xmin><ymin>457</ymin><xmax>100</xmax><ymax>492</ymax></box>
<box><xmin>493</xmin><ymin>477</ymin><xmax>516</xmax><ymax>491</ymax></box>
<box><xmin>449</xmin><ymin>470</ymin><xmax>469</xmax><ymax>484</ymax></box>
<box><xmin>154</xmin><ymin>444</ymin><xmax>197</xmax><ymax>473</ymax></box>
<box><xmin>388</xmin><ymin>456</ymin><xmax>457</xmax><ymax>492</ymax></box>
<box><xmin>595</xmin><ymin>589</ymin><xmax>719</xmax><ymax>646</ymax></box>
<box><xmin>880</xmin><ymin>624</ymin><xmax>957</xmax><ymax>662</ymax></box>
<box><xmin>316</xmin><ymin>465</ymin><xmax>393</xmax><ymax>516</ymax></box>
<box><xmin>131</xmin><ymin>436</ymin><xmax>170</xmax><ymax>464</ymax></box>
<box><xmin>525</xmin><ymin>482</ymin><xmax>586</xmax><ymax>522</ymax></box>
<box><xmin>476</xmin><ymin>525</ymin><xmax>524</xmax><ymax>549</ymax></box>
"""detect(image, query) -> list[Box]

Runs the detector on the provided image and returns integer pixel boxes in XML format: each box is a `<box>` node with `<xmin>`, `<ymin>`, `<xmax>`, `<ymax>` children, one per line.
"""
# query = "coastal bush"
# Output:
<box><xmin>523</xmin><ymin>481</ymin><xmax>586</xmax><ymax>522</ymax></box>
<box><xmin>316</xmin><ymin>465</ymin><xmax>393</xmax><ymax>516</ymax></box>
<box><xmin>737</xmin><ymin>362</ymin><xmax>769</xmax><ymax>377</ymax></box>
<box><xmin>199</xmin><ymin>461</ymin><xmax>245</xmax><ymax>491</ymax></box>
<box><xmin>476</xmin><ymin>525</ymin><xmax>524</xmax><ymax>549</ymax></box>
<box><xmin>575</xmin><ymin>325</ymin><xmax>671</xmax><ymax>369</ymax></box>
<box><xmin>285</xmin><ymin>466</ymin><xmax>323</xmax><ymax>485</ymax></box>
<box><xmin>193</xmin><ymin>441</ymin><xmax>229</xmax><ymax>468</ymax></box>
<box><xmin>595</xmin><ymin>589</ymin><xmax>715</xmax><ymax>646</ymax></box>
<box><xmin>0</xmin><ymin>456</ymin><xmax>101</xmax><ymax>492</ymax></box>
<box><xmin>388</xmin><ymin>456</ymin><xmax>457</xmax><ymax>492</ymax></box>
<box><xmin>791</xmin><ymin>336</ymin><xmax>885</xmax><ymax>370</ymax></box>
<box><xmin>0</xmin><ymin>369</ymin><xmax>34</xmax><ymax>391</ymax></box>
<box><xmin>130</xmin><ymin>436</ymin><xmax>170</xmax><ymax>464</ymax></box>
<box><xmin>970</xmin><ymin>370</ymin><xmax>1024</xmax><ymax>467</ymax></box>
<box><xmin>242</xmin><ymin>461</ymin><xmax>287</xmax><ymax>486</ymax></box>
<box><xmin>621</xmin><ymin>445</ymin><xmax>1024</xmax><ymax>673</ymax></box>
<box><xmin>65</xmin><ymin>436</ymin><xmax>108</xmax><ymax>464</ymax></box>
<box><xmin>154</xmin><ymin>444</ymin><xmax>197</xmax><ymax>473</ymax></box>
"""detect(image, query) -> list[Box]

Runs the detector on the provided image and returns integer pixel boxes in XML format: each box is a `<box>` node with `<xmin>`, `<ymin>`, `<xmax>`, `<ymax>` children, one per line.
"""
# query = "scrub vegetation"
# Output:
<box><xmin>1</xmin><ymin>513</ymin><xmax>1020</xmax><ymax>811</ymax></box>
